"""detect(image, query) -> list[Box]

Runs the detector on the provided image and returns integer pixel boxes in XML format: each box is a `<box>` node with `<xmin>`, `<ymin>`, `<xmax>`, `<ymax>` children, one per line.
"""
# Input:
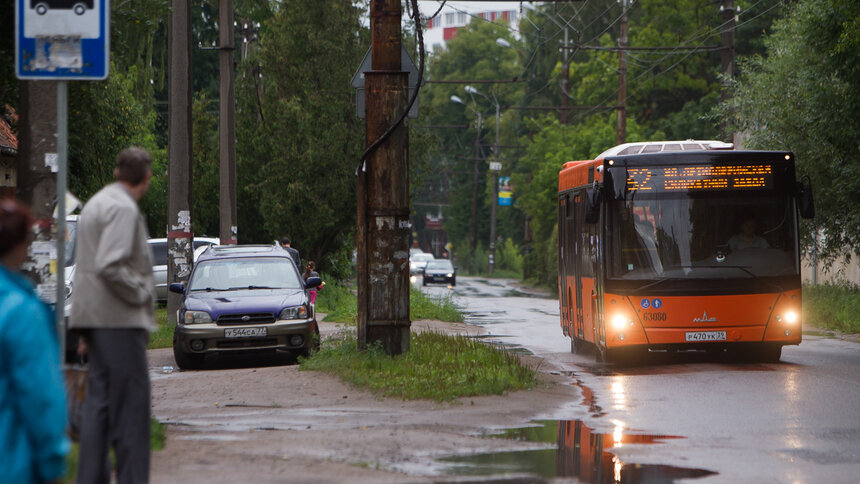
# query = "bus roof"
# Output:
<box><xmin>595</xmin><ymin>140</ymin><xmax>733</xmax><ymax>159</ymax></box>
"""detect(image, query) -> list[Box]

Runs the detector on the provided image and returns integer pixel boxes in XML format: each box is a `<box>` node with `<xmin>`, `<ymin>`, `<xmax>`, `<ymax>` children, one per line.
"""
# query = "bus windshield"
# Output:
<box><xmin>608</xmin><ymin>194</ymin><xmax>798</xmax><ymax>280</ymax></box>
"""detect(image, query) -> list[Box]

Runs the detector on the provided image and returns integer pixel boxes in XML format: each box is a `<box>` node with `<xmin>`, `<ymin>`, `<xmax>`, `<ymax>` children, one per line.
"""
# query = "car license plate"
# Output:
<box><xmin>225</xmin><ymin>327</ymin><xmax>267</xmax><ymax>338</ymax></box>
<box><xmin>685</xmin><ymin>331</ymin><xmax>726</xmax><ymax>342</ymax></box>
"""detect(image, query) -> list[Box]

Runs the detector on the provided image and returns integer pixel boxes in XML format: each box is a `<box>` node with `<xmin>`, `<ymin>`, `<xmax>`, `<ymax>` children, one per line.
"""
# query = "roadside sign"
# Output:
<box><xmin>489</xmin><ymin>162</ymin><xmax>502</xmax><ymax>171</ymax></box>
<box><xmin>15</xmin><ymin>0</ymin><xmax>110</xmax><ymax>79</ymax></box>
<box><xmin>351</xmin><ymin>46</ymin><xmax>423</xmax><ymax>119</ymax></box>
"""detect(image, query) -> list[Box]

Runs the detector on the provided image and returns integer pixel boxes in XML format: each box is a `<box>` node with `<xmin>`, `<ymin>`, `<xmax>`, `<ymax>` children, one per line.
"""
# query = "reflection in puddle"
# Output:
<box><xmin>442</xmin><ymin>420</ymin><xmax>716</xmax><ymax>482</ymax></box>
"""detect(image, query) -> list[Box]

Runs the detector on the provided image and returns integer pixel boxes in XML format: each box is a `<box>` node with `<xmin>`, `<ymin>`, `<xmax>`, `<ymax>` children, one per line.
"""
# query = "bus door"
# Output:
<box><xmin>573</xmin><ymin>192</ymin><xmax>585</xmax><ymax>340</ymax></box>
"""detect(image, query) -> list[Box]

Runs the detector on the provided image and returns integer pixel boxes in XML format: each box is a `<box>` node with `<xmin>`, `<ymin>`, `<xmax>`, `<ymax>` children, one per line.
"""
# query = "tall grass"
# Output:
<box><xmin>803</xmin><ymin>283</ymin><xmax>860</xmax><ymax>333</ymax></box>
<box><xmin>300</xmin><ymin>331</ymin><xmax>536</xmax><ymax>401</ymax></box>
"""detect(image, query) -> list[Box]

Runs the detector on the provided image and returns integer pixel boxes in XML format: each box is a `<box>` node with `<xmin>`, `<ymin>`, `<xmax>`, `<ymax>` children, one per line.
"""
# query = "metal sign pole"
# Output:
<box><xmin>56</xmin><ymin>80</ymin><xmax>67</xmax><ymax>361</ymax></box>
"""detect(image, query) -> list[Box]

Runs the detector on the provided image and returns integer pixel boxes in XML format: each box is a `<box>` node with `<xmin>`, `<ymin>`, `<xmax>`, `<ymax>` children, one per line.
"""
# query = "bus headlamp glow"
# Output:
<box><xmin>784</xmin><ymin>311</ymin><xmax>798</xmax><ymax>324</ymax></box>
<box><xmin>611</xmin><ymin>314</ymin><xmax>628</xmax><ymax>330</ymax></box>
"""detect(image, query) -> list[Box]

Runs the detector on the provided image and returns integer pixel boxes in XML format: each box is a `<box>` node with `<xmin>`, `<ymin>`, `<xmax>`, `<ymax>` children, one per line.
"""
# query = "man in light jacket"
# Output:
<box><xmin>71</xmin><ymin>147</ymin><xmax>155</xmax><ymax>484</ymax></box>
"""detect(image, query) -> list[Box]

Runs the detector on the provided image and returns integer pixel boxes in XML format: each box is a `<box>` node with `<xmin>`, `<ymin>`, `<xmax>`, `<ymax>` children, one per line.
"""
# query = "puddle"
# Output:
<box><xmin>441</xmin><ymin>420</ymin><xmax>716</xmax><ymax>482</ymax></box>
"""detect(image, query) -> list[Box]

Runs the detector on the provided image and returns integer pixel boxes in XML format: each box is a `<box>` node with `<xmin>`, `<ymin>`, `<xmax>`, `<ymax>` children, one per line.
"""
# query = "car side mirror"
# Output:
<box><xmin>169</xmin><ymin>283</ymin><xmax>185</xmax><ymax>294</ymax></box>
<box><xmin>305</xmin><ymin>276</ymin><xmax>322</xmax><ymax>289</ymax></box>
<box><xmin>797</xmin><ymin>179</ymin><xmax>814</xmax><ymax>219</ymax></box>
<box><xmin>585</xmin><ymin>187</ymin><xmax>601</xmax><ymax>224</ymax></box>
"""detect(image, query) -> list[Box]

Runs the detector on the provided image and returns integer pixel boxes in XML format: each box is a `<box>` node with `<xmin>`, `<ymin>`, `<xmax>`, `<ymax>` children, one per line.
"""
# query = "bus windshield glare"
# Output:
<box><xmin>608</xmin><ymin>193</ymin><xmax>798</xmax><ymax>280</ymax></box>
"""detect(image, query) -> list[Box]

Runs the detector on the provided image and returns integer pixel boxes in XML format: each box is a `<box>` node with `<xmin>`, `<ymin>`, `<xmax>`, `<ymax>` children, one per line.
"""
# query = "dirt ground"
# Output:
<box><xmin>148</xmin><ymin>318</ymin><xmax>582</xmax><ymax>483</ymax></box>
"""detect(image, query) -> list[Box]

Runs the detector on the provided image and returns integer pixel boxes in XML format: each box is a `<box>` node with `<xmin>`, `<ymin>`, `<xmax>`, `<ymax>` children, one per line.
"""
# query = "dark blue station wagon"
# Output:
<box><xmin>170</xmin><ymin>244</ymin><xmax>322</xmax><ymax>369</ymax></box>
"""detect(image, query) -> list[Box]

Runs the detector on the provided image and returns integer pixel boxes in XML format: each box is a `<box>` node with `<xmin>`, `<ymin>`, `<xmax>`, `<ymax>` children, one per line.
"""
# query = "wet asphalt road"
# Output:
<box><xmin>420</xmin><ymin>276</ymin><xmax>860</xmax><ymax>483</ymax></box>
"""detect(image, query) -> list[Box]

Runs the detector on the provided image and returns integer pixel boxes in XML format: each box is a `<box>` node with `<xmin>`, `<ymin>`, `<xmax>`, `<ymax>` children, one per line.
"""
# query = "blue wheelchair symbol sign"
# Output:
<box><xmin>640</xmin><ymin>299</ymin><xmax>650</xmax><ymax>309</ymax></box>
<box><xmin>652</xmin><ymin>298</ymin><xmax>663</xmax><ymax>309</ymax></box>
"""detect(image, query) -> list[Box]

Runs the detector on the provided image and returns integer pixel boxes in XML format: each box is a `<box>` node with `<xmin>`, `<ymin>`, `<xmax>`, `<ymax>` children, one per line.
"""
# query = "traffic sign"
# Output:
<box><xmin>351</xmin><ymin>46</ymin><xmax>423</xmax><ymax>119</ymax></box>
<box><xmin>15</xmin><ymin>0</ymin><xmax>110</xmax><ymax>79</ymax></box>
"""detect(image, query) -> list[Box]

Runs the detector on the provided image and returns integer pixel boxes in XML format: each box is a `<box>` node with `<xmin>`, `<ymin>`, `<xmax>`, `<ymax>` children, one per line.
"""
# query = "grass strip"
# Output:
<box><xmin>803</xmin><ymin>283</ymin><xmax>860</xmax><ymax>333</ymax></box>
<box><xmin>148</xmin><ymin>306</ymin><xmax>173</xmax><ymax>350</ymax></box>
<box><xmin>299</xmin><ymin>331</ymin><xmax>536</xmax><ymax>402</ymax></box>
<box><xmin>318</xmin><ymin>281</ymin><xmax>463</xmax><ymax>324</ymax></box>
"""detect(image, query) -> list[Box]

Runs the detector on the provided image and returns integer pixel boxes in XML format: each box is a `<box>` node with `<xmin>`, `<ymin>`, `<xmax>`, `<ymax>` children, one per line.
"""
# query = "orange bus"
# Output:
<box><xmin>558</xmin><ymin>141</ymin><xmax>814</xmax><ymax>363</ymax></box>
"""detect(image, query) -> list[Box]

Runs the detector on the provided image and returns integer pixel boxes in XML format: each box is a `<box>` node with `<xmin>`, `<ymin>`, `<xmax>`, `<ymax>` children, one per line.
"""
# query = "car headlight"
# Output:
<box><xmin>184</xmin><ymin>310</ymin><xmax>213</xmax><ymax>325</ymax></box>
<box><xmin>279</xmin><ymin>306</ymin><xmax>308</xmax><ymax>320</ymax></box>
<box><xmin>446</xmin><ymin>273</ymin><xmax>453</xmax><ymax>277</ymax></box>
<box><xmin>64</xmin><ymin>281</ymin><xmax>73</xmax><ymax>300</ymax></box>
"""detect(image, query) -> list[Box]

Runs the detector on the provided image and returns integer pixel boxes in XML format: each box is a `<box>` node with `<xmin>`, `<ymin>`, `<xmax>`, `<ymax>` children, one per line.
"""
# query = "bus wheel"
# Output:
<box><xmin>759</xmin><ymin>343</ymin><xmax>782</xmax><ymax>363</ymax></box>
<box><xmin>570</xmin><ymin>336</ymin><xmax>582</xmax><ymax>354</ymax></box>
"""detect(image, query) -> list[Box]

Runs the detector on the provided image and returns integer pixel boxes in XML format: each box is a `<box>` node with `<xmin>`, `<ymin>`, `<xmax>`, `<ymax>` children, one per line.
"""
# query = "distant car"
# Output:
<box><xmin>149</xmin><ymin>237</ymin><xmax>219</xmax><ymax>302</ymax></box>
<box><xmin>410</xmin><ymin>248</ymin><xmax>424</xmax><ymax>257</ymax></box>
<box><xmin>62</xmin><ymin>215</ymin><xmax>78</xmax><ymax>361</ymax></box>
<box><xmin>422</xmin><ymin>259</ymin><xmax>456</xmax><ymax>286</ymax></box>
<box><xmin>169</xmin><ymin>244</ymin><xmax>322</xmax><ymax>370</ymax></box>
<box><xmin>409</xmin><ymin>253</ymin><xmax>434</xmax><ymax>274</ymax></box>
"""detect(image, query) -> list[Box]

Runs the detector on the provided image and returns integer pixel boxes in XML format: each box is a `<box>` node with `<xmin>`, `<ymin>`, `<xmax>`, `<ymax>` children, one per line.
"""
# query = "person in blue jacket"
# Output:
<box><xmin>0</xmin><ymin>199</ymin><xmax>70</xmax><ymax>483</ymax></box>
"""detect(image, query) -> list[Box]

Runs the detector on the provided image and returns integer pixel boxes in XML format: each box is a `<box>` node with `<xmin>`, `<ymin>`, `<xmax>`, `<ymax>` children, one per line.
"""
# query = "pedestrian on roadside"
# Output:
<box><xmin>70</xmin><ymin>147</ymin><xmax>156</xmax><ymax>484</ymax></box>
<box><xmin>0</xmin><ymin>199</ymin><xmax>70</xmax><ymax>484</ymax></box>
<box><xmin>302</xmin><ymin>260</ymin><xmax>325</xmax><ymax>305</ymax></box>
<box><xmin>280</xmin><ymin>236</ymin><xmax>302</xmax><ymax>270</ymax></box>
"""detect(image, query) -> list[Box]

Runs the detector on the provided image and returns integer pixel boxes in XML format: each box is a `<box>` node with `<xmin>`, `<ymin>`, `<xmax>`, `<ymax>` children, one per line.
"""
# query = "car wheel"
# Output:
<box><xmin>173</xmin><ymin>344</ymin><xmax>205</xmax><ymax>370</ymax></box>
<box><xmin>73</xmin><ymin>3</ymin><xmax>86</xmax><ymax>15</ymax></box>
<box><xmin>35</xmin><ymin>3</ymin><xmax>48</xmax><ymax>15</ymax></box>
<box><xmin>301</xmin><ymin>323</ymin><xmax>321</xmax><ymax>359</ymax></box>
<box><xmin>422</xmin><ymin>279</ymin><xmax>427</xmax><ymax>286</ymax></box>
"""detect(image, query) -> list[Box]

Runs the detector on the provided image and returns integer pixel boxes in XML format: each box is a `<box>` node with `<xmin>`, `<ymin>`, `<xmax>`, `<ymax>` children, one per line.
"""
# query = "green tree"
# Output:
<box><xmin>723</xmin><ymin>0</ymin><xmax>860</xmax><ymax>261</ymax></box>
<box><xmin>235</xmin><ymin>0</ymin><xmax>367</xmax><ymax>273</ymax></box>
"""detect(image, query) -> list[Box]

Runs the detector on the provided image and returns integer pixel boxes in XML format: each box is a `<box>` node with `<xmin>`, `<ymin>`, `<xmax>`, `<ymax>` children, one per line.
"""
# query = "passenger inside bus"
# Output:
<box><xmin>727</xmin><ymin>216</ymin><xmax>770</xmax><ymax>251</ymax></box>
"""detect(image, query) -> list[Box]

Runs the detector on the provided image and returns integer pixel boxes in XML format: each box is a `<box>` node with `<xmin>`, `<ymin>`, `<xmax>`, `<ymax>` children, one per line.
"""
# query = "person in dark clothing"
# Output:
<box><xmin>280</xmin><ymin>236</ymin><xmax>302</xmax><ymax>270</ymax></box>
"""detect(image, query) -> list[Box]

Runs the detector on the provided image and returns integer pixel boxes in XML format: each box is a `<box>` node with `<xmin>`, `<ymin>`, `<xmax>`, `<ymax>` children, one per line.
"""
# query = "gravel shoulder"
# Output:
<box><xmin>149</xmin><ymin>319</ymin><xmax>581</xmax><ymax>483</ymax></box>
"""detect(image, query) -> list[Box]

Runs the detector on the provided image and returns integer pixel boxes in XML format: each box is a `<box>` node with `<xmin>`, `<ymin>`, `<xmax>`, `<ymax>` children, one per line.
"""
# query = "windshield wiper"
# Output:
<box><xmin>190</xmin><ymin>287</ymin><xmax>231</xmax><ymax>292</ymax></box>
<box><xmin>680</xmin><ymin>265</ymin><xmax>784</xmax><ymax>293</ymax></box>
<box><xmin>224</xmin><ymin>285</ymin><xmax>282</xmax><ymax>291</ymax></box>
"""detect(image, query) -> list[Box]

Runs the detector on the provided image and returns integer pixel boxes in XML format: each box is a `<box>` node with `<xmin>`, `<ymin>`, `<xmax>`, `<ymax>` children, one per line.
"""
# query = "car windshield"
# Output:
<box><xmin>412</xmin><ymin>254</ymin><xmax>434</xmax><ymax>263</ymax></box>
<box><xmin>425</xmin><ymin>261</ymin><xmax>453</xmax><ymax>271</ymax></box>
<box><xmin>189</xmin><ymin>257</ymin><xmax>302</xmax><ymax>291</ymax></box>
<box><xmin>608</xmin><ymin>194</ymin><xmax>798</xmax><ymax>280</ymax></box>
<box><xmin>65</xmin><ymin>219</ymin><xmax>77</xmax><ymax>267</ymax></box>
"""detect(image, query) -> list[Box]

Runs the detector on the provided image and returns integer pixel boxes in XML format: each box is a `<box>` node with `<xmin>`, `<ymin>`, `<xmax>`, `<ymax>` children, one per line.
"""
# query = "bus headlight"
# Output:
<box><xmin>611</xmin><ymin>314</ymin><xmax>628</xmax><ymax>330</ymax></box>
<box><xmin>784</xmin><ymin>311</ymin><xmax>798</xmax><ymax>324</ymax></box>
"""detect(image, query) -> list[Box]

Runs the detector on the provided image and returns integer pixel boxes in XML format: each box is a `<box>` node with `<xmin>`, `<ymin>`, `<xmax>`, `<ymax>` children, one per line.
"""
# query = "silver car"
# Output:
<box><xmin>149</xmin><ymin>237</ymin><xmax>220</xmax><ymax>302</ymax></box>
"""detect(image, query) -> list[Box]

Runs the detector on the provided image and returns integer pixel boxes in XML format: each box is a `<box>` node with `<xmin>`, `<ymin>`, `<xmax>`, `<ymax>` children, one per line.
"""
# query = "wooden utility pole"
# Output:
<box><xmin>167</xmin><ymin>0</ymin><xmax>194</xmax><ymax>323</ymax></box>
<box><xmin>616</xmin><ymin>0</ymin><xmax>629</xmax><ymax>146</ymax></box>
<box><xmin>16</xmin><ymin>81</ymin><xmax>58</xmax><ymax>301</ymax></box>
<box><xmin>219</xmin><ymin>0</ymin><xmax>238</xmax><ymax>244</ymax></box>
<box><xmin>357</xmin><ymin>0</ymin><xmax>411</xmax><ymax>355</ymax></box>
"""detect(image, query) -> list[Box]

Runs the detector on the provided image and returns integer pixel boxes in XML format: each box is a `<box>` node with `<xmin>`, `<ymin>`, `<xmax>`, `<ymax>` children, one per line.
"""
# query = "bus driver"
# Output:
<box><xmin>728</xmin><ymin>216</ymin><xmax>769</xmax><ymax>251</ymax></box>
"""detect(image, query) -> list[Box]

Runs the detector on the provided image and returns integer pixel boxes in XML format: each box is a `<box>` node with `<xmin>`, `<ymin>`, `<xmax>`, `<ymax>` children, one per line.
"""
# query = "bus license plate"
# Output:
<box><xmin>685</xmin><ymin>331</ymin><xmax>726</xmax><ymax>342</ymax></box>
<box><xmin>225</xmin><ymin>327</ymin><xmax>267</xmax><ymax>338</ymax></box>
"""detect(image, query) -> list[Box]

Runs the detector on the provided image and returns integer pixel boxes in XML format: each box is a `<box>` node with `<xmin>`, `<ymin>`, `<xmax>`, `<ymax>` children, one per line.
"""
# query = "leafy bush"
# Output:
<box><xmin>803</xmin><ymin>283</ymin><xmax>860</xmax><ymax>333</ymax></box>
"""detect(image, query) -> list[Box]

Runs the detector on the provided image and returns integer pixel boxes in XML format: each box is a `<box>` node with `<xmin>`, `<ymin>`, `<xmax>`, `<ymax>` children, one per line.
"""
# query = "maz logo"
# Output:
<box><xmin>693</xmin><ymin>311</ymin><xmax>718</xmax><ymax>323</ymax></box>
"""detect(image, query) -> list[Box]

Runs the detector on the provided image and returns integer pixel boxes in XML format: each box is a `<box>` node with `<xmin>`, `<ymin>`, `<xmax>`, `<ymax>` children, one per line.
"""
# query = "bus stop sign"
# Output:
<box><xmin>15</xmin><ymin>0</ymin><xmax>110</xmax><ymax>80</ymax></box>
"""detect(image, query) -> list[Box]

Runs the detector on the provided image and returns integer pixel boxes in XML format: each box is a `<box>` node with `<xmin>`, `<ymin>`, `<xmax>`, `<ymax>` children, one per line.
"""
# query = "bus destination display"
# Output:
<box><xmin>626</xmin><ymin>164</ymin><xmax>774</xmax><ymax>192</ymax></box>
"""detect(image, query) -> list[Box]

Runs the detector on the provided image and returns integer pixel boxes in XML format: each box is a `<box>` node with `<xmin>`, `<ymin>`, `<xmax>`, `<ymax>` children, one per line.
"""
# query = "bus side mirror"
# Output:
<box><xmin>797</xmin><ymin>180</ymin><xmax>814</xmax><ymax>219</ymax></box>
<box><xmin>585</xmin><ymin>187</ymin><xmax>600</xmax><ymax>224</ymax></box>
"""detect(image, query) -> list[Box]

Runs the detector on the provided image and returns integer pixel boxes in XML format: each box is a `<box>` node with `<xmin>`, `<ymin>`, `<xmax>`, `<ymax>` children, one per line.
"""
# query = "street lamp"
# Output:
<box><xmin>451</xmin><ymin>94</ymin><xmax>483</xmax><ymax>257</ymax></box>
<box><xmin>462</xmin><ymin>85</ymin><xmax>502</xmax><ymax>275</ymax></box>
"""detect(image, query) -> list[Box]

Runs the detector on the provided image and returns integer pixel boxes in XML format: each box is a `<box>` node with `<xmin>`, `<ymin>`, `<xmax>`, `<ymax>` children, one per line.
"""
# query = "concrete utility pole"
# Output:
<box><xmin>167</xmin><ymin>0</ymin><xmax>194</xmax><ymax>324</ymax></box>
<box><xmin>219</xmin><ymin>0</ymin><xmax>238</xmax><ymax>245</ymax></box>
<box><xmin>469</xmin><ymin>112</ymin><xmax>482</xmax><ymax>255</ymax></box>
<box><xmin>357</xmin><ymin>0</ymin><xmax>411</xmax><ymax>355</ymax></box>
<box><xmin>560</xmin><ymin>28</ymin><xmax>571</xmax><ymax>125</ymax></box>
<box><xmin>488</xmin><ymin>102</ymin><xmax>500</xmax><ymax>275</ymax></box>
<box><xmin>616</xmin><ymin>0</ymin><xmax>629</xmax><ymax>146</ymax></box>
<box><xmin>720</xmin><ymin>0</ymin><xmax>736</xmax><ymax>143</ymax></box>
<box><xmin>16</xmin><ymin>81</ymin><xmax>58</xmax><ymax>302</ymax></box>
